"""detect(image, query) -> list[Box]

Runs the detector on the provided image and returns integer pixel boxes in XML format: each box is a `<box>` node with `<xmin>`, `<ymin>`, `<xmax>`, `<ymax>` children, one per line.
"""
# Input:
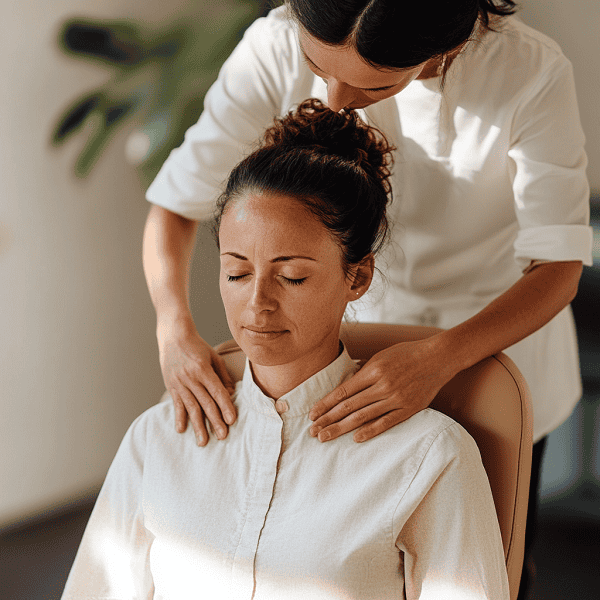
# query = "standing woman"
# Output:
<box><xmin>143</xmin><ymin>2</ymin><xmax>593</xmax><ymax>598</ymax></box>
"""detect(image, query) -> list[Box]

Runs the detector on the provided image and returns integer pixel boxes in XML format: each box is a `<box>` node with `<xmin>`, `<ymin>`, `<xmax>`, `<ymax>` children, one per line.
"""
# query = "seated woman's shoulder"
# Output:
<box><xmin>381</xmin><ymin>408</ymin><xmax>480</xmax><ymax>463</ymax></box>
<box><xmin>394</xmin><ymin>406</ymin><xmax>461</xmax><ymax>438</ymax></box>
<box><xmin>125</xmin><ymin>396</ymin><xmax>182</xmax><ymax>441</ymax></box>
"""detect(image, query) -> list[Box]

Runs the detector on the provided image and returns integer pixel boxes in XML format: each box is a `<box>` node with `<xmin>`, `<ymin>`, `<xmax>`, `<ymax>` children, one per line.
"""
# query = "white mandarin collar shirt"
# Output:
<box><xmin>62</xmin><ymin>346</ymin><xmax>509</xmax><ymax>600</ymax></box>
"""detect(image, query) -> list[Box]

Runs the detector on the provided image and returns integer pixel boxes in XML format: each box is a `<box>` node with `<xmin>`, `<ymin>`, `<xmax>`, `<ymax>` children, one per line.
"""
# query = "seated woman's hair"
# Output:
<box><xmin>214</xmin><ymin>98</ymin><xmax>394</xmax><ymax>278</ymax></box>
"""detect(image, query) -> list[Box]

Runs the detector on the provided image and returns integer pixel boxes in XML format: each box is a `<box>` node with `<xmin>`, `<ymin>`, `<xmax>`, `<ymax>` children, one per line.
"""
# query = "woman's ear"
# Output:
<box><xmin>348</xmin><ymin>254</ymin><xmax>375</xmax><ymax>300</ymax></box>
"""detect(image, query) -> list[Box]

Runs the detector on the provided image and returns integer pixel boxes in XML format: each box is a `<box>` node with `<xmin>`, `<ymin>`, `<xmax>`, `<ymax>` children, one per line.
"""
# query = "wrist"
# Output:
<box><xmin>156</xmin><ymin>311</ymin><xmax>196</xmax><ymax>345</ymax></box>
<box><xmin>424</xmin><ymin>328</ymin><xmax>472</xmax><ymax>381</ymax></box>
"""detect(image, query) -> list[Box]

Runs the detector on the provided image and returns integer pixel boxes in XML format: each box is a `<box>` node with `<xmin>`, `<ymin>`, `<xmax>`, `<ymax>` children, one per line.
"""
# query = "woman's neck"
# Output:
<box><xmin>250</xmin><ymin>339</ymin><xmax>342</xmax><ymax>400</ymax></box>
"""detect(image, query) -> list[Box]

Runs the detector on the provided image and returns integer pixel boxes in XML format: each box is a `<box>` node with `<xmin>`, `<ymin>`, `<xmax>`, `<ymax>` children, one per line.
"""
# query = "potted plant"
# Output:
<box><xmin>52</xmin><ymin>0</ymin><xmax>264</xmax><ymax>187</ymax></box>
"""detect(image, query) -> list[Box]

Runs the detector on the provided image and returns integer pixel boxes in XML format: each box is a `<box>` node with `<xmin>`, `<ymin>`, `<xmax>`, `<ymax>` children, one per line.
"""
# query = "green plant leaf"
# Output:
<box><xmin>52</xmin><ymin>94</ymin><xmax>100</xmax><ymax>143</ymax></box>
<box><xmin>60</xmin><ymin>20</ymin><xmax>148</xmax><ymax>66</ymax></box>
<box><xmin>54</xmin><ymin>0</ymin><xmax>263</xmax><ymax>181</ymax></box>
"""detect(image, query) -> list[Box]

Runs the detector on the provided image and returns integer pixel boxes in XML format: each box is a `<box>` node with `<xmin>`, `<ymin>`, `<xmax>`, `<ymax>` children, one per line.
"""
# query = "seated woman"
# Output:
<box><xmin>62</xmin><ymin>100</ymin><xmax>509</xmax><ymax>600</ymax></box>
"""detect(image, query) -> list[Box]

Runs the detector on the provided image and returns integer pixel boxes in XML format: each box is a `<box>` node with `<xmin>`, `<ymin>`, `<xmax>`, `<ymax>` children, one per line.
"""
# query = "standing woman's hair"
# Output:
<box><xmin>214</xmin><ymin>98</ymin><xmax>394</xmax><ymax>277</ymax></box>
<box><xmin>286</xmin><ymin>0</ymin><xmax>518</xmax><ymax>74</ymax></box>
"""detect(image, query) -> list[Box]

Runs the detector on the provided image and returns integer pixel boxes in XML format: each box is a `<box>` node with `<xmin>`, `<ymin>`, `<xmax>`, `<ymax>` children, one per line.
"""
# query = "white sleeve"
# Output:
<box><xmin>61</xmin><ymin>415</ymin><xmax>154</xmax><ymax>600</ymax></box>
<box><xmin>395</xmin><ymin>423</ymin><xmax>510</xmax><ymax>600</ymax></box>
<box><xmin>145</xmin><ymin>7</ymin><xmax>305</xmax><ymax>221</ymax></box>
<box><xmin>508</xmin><ymin>54</ymin><xmax>593</xmax><ymax>270</ymax></box>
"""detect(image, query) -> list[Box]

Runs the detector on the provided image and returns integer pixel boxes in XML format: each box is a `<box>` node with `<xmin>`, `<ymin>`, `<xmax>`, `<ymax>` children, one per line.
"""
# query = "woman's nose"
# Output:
<box><xmin>249</xmin><ymin>279</ymin><xmax>277</xmax><ymax>313</ymax></box>
<box><xmin>326</xmin><ymin>79</ymin><xmax>359</xmax><ymax>112</ymax></box>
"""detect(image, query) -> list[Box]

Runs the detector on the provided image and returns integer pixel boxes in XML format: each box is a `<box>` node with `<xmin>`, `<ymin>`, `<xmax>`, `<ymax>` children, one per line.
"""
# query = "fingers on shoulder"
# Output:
<box><xmin>355</xmin><ymin>409</ymin><xmax>410</xmax><ymax>441</ymax></box>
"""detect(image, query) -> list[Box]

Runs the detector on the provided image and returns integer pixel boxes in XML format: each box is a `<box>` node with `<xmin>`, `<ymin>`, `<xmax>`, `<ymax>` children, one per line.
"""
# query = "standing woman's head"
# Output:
<box><xmin>287</xmin><ymin>0</ymin><xmax>518</xmax><ymax>110</ymax></box>
<box><xmin>214</xmin><ymin>99</ymin><xmax>393</xmax><ymax>381</ymax></box>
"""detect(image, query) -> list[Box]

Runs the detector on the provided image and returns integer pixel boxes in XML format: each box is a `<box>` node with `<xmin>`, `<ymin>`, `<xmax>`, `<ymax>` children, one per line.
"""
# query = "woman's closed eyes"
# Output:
<box><xmin>226</xmin><ymin>274</ymin><xmax>308</xmax><ymax>286</ymax></box>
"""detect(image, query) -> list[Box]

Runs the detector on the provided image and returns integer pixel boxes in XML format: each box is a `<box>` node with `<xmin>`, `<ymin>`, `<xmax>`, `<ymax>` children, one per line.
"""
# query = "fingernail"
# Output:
<box><xmin>197</xmin><ymin>435</ymin><xmax>206</xmax><ymax>446</ymax></box>
<box><xmin>318</xmin><ymin>430</ymin><xmax>331</xmax><ymax>442</ymax></box>
<box><xmin>310</xmin><ymin>425</ymin><xmax>322</xmax><ymax>437</ymax></box>
<box><xmin>308</xmin><ymin>411</ymin><xmax>317</xmax><ymax>421</ymax></box>
<box><xmin>355</xmin><ymin>435</ymin><xmax>366</xmax><ymax>443</ymax></box>
<box><xmin>216</xmin><ymin>427</ymin><xmax>227</xmax><ymax>440</ymax></box>
<box><xmin>224</xmin><ymin>411</ymin><xmax>235</xmax><ymax>425</ymax></box>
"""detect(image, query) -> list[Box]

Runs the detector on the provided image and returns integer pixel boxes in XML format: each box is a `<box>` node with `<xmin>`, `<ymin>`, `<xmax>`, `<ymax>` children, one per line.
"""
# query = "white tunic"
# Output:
<box><xmin>61</xmin><ymin>347</ymin><xmax>509</xmax><ymax>599</ymax></box>
<box><xmin>146</xmin><ymin>7</ymin><xmax>594</xmax><ymax>441</ymax></box>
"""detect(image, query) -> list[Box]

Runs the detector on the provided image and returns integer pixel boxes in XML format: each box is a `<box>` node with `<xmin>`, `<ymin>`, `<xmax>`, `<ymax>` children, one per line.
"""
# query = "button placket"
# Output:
<box><xmin>274</xmin><ymin>399</ymin><xmax>289</xmax><ymax>414</ymax></box>
<box><xmin>230</xmin><ymin>416</ymin><xmax>283</xmax><ymax>598</ymax></box>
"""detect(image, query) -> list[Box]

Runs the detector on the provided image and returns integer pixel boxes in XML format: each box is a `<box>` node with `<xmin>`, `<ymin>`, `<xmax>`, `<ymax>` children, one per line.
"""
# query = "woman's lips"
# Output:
<box><xmin>243</xmin><ymin>327</ymin><xmax>287</xmax><ymax>340</ymax></box>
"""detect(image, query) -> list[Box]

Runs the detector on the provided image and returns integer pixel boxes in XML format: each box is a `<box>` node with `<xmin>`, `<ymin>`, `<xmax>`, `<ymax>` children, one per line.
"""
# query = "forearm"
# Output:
<box><xmin>431</xmin><ymin>260</ymin><xmax>583</xmax><ymax>379</ymax></box>
<box><xmin>142</xmin><ymin>204</ymin><xmax>199</xmax><ymax>337</ymax></box>
<box><xmin>310</xmin><ymin>260</ymin><xmax>583</xmax><ymax>442</ymax></box>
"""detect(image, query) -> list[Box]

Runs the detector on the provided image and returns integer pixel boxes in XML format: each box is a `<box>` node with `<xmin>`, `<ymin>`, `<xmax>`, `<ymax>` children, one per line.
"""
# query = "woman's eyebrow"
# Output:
<box><xmin>299</xmin><ymin>44</ymin><xmax>399</xmax><ymax>93</ymax></box>
<box><xmin>221</xmin><ymin>252</ymin><xmax>317</xmax><ymax>263</ymax></box>
<box><xmin>272</xmin><ymin>255</ymin><xmax>317</xmax><ymax>263</ymax></box>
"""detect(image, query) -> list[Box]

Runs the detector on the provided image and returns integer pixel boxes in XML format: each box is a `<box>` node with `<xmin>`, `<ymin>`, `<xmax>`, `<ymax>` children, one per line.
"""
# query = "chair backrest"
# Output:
<box><xmin>214</xmin><ymin>322</ymin><xmax>533</xmax><ymax>600</ymax></box>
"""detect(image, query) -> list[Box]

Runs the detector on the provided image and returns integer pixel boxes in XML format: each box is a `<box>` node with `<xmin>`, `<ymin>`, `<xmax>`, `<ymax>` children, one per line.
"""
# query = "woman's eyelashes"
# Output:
<box><xmin>302</xmin><ymin>55</ymin><xmax>396</xmax><ymax>97</ymax></box>
<box><xmin>226</xmin><ymin>274</ymin><xmax>307</xmax><ymax>286</ymax></box>
<box><xmin>282</xmin><ymin>277</ymin><xmax>307</xmax><ymax>286</ymax></box>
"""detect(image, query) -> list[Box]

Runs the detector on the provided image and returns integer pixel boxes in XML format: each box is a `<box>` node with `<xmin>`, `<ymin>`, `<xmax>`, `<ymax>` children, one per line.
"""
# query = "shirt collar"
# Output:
<box><xmin>238</xmin><ymin>343</ymin><xmax>360</xmax><ymax>417</ymax></box>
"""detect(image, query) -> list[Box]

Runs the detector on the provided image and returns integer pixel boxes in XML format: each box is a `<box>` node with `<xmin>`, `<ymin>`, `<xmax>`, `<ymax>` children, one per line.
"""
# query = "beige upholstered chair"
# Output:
<box><xmin>214</xmin><ymin>322</ymin><xmax>533</xmax><ymax>600</ymax></box>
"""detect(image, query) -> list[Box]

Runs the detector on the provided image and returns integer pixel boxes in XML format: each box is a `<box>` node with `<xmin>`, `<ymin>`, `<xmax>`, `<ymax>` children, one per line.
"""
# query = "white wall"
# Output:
<box><xmin>0</xmin><ymin>0</ymin><xmax>231</xmax><ymax>528</ymax></box>
<box><xmin>520</xmin><ymin>0</ymin><xmax>600</xmax><ymax>192</ymax></box>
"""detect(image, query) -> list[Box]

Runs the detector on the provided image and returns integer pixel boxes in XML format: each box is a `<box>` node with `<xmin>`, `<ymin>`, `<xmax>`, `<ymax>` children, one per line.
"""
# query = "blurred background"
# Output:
<box><xmin>0</xmin><ymin>1</ymin><xmax>598</xmax><ymax>598</ymax></box>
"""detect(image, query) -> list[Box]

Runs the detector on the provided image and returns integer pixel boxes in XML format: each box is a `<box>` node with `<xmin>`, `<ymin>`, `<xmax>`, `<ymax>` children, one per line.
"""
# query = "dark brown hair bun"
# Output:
<box><xmin>262</xmin><ymin>99</ymin><xmax>393</xmax><ymax>195</ymax></box>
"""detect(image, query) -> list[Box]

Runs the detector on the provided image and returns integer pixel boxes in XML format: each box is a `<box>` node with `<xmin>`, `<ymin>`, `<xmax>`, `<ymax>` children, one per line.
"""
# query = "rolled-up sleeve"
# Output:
<box><xmin>508</xmin><ymin>54</ymin><xmax>593</xmax><ymax>270</ymax></box>
<box><xmin>145</xmin><ymin>8</ymin><xmax>299</xmax><ymax>221</ymax></box>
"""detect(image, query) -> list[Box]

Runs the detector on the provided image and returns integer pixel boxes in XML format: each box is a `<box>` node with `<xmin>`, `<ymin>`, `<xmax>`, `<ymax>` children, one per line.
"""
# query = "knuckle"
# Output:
<box><xmin>196</xmin><ymin>359</ymin><xmax>214</xmax><ymax>375</ymax></box>
<box><xmin>351</xmin><ymin>412</ymin><xmax>369</xmax><ymax>427</ymax></box>
<box><xmin>313</xmin><ymin>415</ymin><xmax>331</xmax><ymax>428</ymax></box>
<box><xmin>204</xmin><ymin>403</ymin><xmax>224</xmax><ymax>422</ymax></box>
<box><xmin>377</xmin><ymin>378</ymin><xmax>395</xmax><ymax>396</ymax></box>
<box><xmin>368</xmin><ymin>364</ymin><xmax>386</xmax><ymax>380</ymax></box>
<box><xmin>186</xmin><ymin>401</ymin><xmax>203</xmax><ymax>417</ymax></box>
<box><xmin>182</xmin><ymin>367</ymin><xmax>201</xmax><ymax>383</ymax></box>
<box><xmin>379</xmin><ymin>414</ymin><xmax>395</xmax><ymax>428</ymax></box>
<box><xmin>381</xmin><ymin>411</ymin><xmax>402</xmax><ymax>429</ymax></box>
<box><xmin>333</xmin><ymin>385</ymin><xmax>348</xmax><ymax>403</ymax></box>
<box><xmin>340</xmin><ymin>398</ymin><xmax>355</xmax><ymax>414</ymax></box>
<box><xmin>200</xmin><ymin>403</ymin><xmax>219</xmax><ymax>420</ymax></box>
<box><xmin>167</xmin><ymin>381</ymin><xmax>181</xmax><ymax>395</ymax></box>
<box><xmin>215</xmin><ymin>391</ymin><xmax>232</xmax><ymax>408</ymax></box>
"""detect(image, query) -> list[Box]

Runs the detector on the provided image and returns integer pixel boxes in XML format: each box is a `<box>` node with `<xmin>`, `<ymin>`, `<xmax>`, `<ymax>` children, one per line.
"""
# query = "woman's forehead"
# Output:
<box><xmin>298</xmin><ymin>30</ymin><xmax>417</xmax><ymax>90</ymax></box>
<box><xmin>220</xmin><ymin>192</ymin><xmax>335</xmax><ymax>257</ymax></box>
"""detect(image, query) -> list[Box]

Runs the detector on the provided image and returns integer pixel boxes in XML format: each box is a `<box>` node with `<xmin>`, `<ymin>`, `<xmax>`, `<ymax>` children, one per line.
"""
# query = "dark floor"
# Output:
<box><xmin>1</xmin><ymin>495</ymin><xmax>599</xmax><ymax>600</ymax></box>
<box><xmin>531</xmin><ymin>500</ymin><xmax>600</xmax><ymax>600</ymax></box>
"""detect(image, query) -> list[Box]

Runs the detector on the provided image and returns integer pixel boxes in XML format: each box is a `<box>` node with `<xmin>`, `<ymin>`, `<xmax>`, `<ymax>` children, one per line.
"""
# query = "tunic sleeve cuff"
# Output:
<box><xmin>513</xmin><ymin>224</ymin><xmax>593</xmax><ymax>270</ymax></box>
<box><xmin>146</xmin><ymin>161</ymin><xmax>221</xmax><ymax>222</ymax></box>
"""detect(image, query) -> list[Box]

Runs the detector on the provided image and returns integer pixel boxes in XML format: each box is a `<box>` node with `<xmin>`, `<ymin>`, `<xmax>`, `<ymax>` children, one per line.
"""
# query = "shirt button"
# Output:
<box><xmin>418</xmin><ymin>307</ymin><xmax>439</xmax><ymax>327</ymax></box>
<box><xmin>274</xmin><ymin>400</ymin><xmax>289</xmax><ymax>414</ymax></box>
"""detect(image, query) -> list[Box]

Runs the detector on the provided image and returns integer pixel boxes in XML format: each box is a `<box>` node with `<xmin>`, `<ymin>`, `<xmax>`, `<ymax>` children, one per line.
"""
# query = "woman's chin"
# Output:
<box><xmin>235</xmin><ymin>330</ymin><xmax>294</xmax><ymax>366</ymax></box>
